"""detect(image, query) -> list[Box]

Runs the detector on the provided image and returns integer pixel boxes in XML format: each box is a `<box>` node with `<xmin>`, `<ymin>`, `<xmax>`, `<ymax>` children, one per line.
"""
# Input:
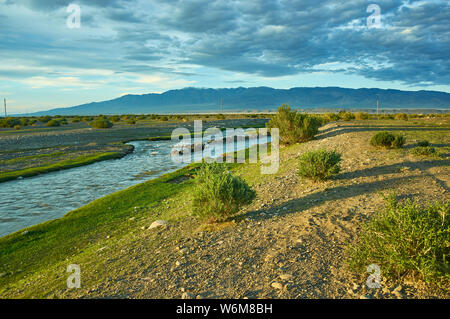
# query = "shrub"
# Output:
<box><xmin>38</xmin><ymin>115</ymin><xmax>52</xmax><ymax>123</ymax></box>
<box><xmin>160</xmin><ymin>116</ymin><xmax>169</xmax><ymax>121</ymax></box>
<box><xmin>417</xmin><ymin>140</ymin><xmax>430</xmax><ymax>147</ymax></box>
<box><xmin>395</xmin><ymin>113</ymin><xmax>408</xmax><ymax>121</ymax></box>
<box><xmin>380</xmin><ymin>114</ymin><xmax>394</xmax><ymax>120</ymax></box>
<box><xmin>370</xmin><ymin>131</ymin><xmax>405</xmax><ymax>148</ymax></box>
<box><xmin>339</xmin><ymin>111</ymin><xmax>355</xmax><ymax>121</ymax></box>
<box><xmin>297</xmin><ymin>149</ymin><xmax>342</xmax><ymax>181</ymax></box>
<box><xmin>355</xmin><ymin>112</ymin><xmax>369</xmax><ymax>120</ymax></box>
<box><xmin>14</xmin><ymin>125</ymin><xmax>21</xmax><ymax>130</ymax></box>
<box><xmin>348</xmin><ymin>194</ymin><xmax>449</xmax><ymax>284</ymax></box>
<box><xmin>325</xmin><ymin>113</ymin><xmax>340</xmax><ymax>122</ymax></box>
<box><xmin>109</xmin><ymin>115</ymin><xmax>120</xmax><ymax>122</ymax></box>
<box><xmin>90</xmin><ymin>118</ymin><xmax>113</xmax><ymax>129</ymax></box>
<box><xmin>266</xmin><ymin>104</ymin><xmax>321</xmax><ymax>145</ymax></box>
<box><xmin>216</xmin><ymin>113</ymin><xmax>225</xmax><ymax>120</ymax></box>
<box><xmin>0</xmin><ymin>117</ymin><xmax>20</xmax><ymax>128</ymax></box>
<box><xmin>411</xmin><ymin>146</ymin><xmax>437</xmax><ymax>157</ymax></box>
<box><xmin>192</xmin><ymin>162</ymin><xmax>256</xmax><ymax>223</ymax></box>
<box><xmin>127</xmin><ymin>119</ymin><xmax>136</xmax><ymax>125</ymax></box>
<box><xmin>71</xmin><ymin>117</ymin><xmax>81</xmax><ymax>123</ymax></box>
<box><xmin>46</xmin><ymin>119</ymin><xmax>60</xmax><ymax>127</ymax></box>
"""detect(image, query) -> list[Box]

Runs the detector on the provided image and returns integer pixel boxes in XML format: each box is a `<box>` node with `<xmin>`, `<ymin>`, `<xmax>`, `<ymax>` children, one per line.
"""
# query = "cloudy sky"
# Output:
<box><xmin>0</xmin><ymin>0</ymin><xmax>449</xmax><ymax>113</ymax></box>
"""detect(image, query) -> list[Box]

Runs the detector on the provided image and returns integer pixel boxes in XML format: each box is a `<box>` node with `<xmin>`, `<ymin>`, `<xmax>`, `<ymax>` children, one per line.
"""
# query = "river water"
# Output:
<box><xmin>0</xmin><ymin>134</ymin><xmax>267</xmax><ymax>237</ymax></box>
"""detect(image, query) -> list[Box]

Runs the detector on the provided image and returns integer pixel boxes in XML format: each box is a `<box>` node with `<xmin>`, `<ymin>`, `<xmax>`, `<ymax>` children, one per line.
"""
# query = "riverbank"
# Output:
<box><xmin>0</xmin><ymin>118</ymin><xmax>449</xmax><ymax>298</ymax></box>
<box><xmin>0</xmin><ymin>118</ymin><xmax>267</xmax><ymax>184</ymax></box>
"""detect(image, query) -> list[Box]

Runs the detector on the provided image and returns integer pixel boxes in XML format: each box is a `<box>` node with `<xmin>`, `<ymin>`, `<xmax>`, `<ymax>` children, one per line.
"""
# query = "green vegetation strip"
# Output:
<box><xmin>0</xmin><ymin>152</ymin><xmax>65</xmax><ymax>165</ymax></box>
<box><xmin>0</xmin><ymin>164</ymin><xmax>198</xmax><ymax>289</ymax></box>
<box><xmin>0</xmin><ymin>152</ymin><xmax>124</xmax><ymax>183</ymax></box>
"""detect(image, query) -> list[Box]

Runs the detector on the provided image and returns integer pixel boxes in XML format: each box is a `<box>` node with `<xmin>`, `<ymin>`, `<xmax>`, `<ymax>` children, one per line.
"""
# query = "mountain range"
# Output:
<box><xmin>27</xmin><ymin>87</ymin><xmax>450</xmax><ymax>115</ymax></box>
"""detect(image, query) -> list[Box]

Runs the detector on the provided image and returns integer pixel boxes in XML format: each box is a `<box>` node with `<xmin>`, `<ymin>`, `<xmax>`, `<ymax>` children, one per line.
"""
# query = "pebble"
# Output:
<box><xmin>279</xmin><ymin>274</ymin><xmax>293</xmax><ymax>281</ymax></box>
<box><xmin>271</xmin><ymin>282</ymin><xmax>283</xmax><ymax>290</ymax></box>
<box><xmin>149</xmin><ymin>220</ymin><xmax>168</xmax><ymax>229</ymax></box>
<box><xmin>182</xmin><ymin>292</ymin><xmax>195</xmax><ymax>299</ymax></box>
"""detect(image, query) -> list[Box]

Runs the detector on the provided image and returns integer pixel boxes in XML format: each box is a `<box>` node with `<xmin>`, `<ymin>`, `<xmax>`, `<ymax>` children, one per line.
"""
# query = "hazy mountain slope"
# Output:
<box><xmin>29</xmin><ymin>87</ymin><xmax>450</xmax><ymax>115</ymax></box>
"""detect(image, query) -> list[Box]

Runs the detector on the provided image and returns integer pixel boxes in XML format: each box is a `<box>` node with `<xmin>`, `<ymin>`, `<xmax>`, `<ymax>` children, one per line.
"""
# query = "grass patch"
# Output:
<box><xmin>410</xmin><ymin>146</ymin><xmax>438</xmax><ymax>157</ymax></box>
<box><xmin>0</xmin><ymin>165</ymin><xmax>198</xmax><ymax>290</ymax></box>
<box><xmin>0</xmin><ymin>152</ymin><xmax>65</xmax><ymax>165</ymax></box>
<box><xmin>0</xmin><ymin>152</ymin><xmax>124</xmax><ymax>183</ymax></box>
<box><xmin>348</xmin><ymin>194</ymin><xmax>449</xmax><ymax>286</ymax></box>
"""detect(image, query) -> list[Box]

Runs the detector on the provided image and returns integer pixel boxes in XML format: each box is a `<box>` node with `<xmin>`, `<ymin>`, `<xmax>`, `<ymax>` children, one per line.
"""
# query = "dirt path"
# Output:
<box><xmin>58</xmin><ymin>122</ymin><xmax>448</xmax><ymax>299</ymax></box>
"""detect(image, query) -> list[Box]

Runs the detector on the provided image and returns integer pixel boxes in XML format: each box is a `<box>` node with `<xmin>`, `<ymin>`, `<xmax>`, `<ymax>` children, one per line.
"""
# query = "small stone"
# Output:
<box><xmin>359</xmin><ymin>294</ymin><xmax>370</xmax><ymax>299</ymax></box>
<box><xmin>175</xmin><ymin>261</ymin><xmax>181</xmax><ymax>267</ymax></box>
<box><xmin>129</xmin><ymin>217</ymin><xmax>136</xmax><ymax>221</ymax></box>
<box><xmin>22</xmin><ymin>231</ymin><xmax>29</xmax><ymax>235</ymax></box>
<box><xmin>182</xmin><ymin>292</ymin><xmax>195</xmax><ymax>299</ymax></box>
<box><xmin>196</xmin><ymin>295</ymin><xmax>205</xmax><ymax>299</ymax></box>
<box><xmin>271</xmin><ymin>282</ymin><xmax>283</xmax><ymax>290</ymax></box>
<box><xmin>393</xmin><ymin>285</ymin><xmax>403</xmax><ymax>293</ymax></box>
<box><xmin>279</xmin><ymin>274</ymin><xmax>293</xmax><ymax>281</ymax></box>
<box><xmin>149</xmin><ymin>220</ymin><xmax>168</xmax><ymax>229</ymax></box>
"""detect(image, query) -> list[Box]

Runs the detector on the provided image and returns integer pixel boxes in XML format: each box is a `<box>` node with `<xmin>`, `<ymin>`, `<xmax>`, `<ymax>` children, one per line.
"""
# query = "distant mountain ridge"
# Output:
<box><xmin>27</xmin><ymin>86</ymin><xmax>450</xmax><ymax>115</ymax></box>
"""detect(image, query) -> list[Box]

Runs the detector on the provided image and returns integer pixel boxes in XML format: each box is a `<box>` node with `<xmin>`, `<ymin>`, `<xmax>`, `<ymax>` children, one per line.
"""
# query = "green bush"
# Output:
<box><xmin>411</xmin><ymin>146</ymin><xmax>437</xmax><ymax>157</ymax></box>
<box><xmin>297</xmin><ymin>149</ymin><xmax>342</xmax><ymax>181</ymax></box>
<box><xmin>109</xmin><ymin>115</ymin><xmax>120</xmax><ymax>122</ymax></box>
<box><xmin>395</xmin><ymin>113</ymin><xmax>408</xmax><ymax>121</ymax></box>
<box><xmin>160</xmin><ymin>116</ymin><xmax>169</xmax><ymax>121</ymax></box>
<box><xmin>348</xmin><ymin>194</ymin><xmax>449</xmax><ymax>284</ymax></box>
<box><xmin>355</xmin><ymin>112</ymin><xmax>369</xmax><ymax>120</ymax></box>
<box><xmin>339</xmin><ymin>111</ymin><xmax>355</xmax><ymax>121</ymax></box>
<box><xmin>417</xmin><ymin>140</ymin><xmax>430</xmax><ymax>147</ymax></box>
<box><xmin>90</xmin><ymin>118</ymin><xmax>113</xmax><ymax>129</ymax></box>
<box><xmin>127</xmin><ymin>119</ymin><xmax>136</xmax><ymax>125</ymax></box>
<box><xmin>325</xmin><ymin>113</ymin><xmax>340</xmax><ymax>122</ymax></box>
<box><xmin>192</xmin><ymin>162</ymin><xmax>256</xmax><ymax>223</ymax></box>
<box><xmin>38</xmin><ymin>115</ymin><xmax>52</xmax><ymax>123</ymax></box>
<box><xmin>0</xmin><ymin>117</ymin><xmax>21</xmax><ymax>128</ymax></box>
<box><xmin>370</xmin><ymin>131</ymin><xmax>405</xmax><ymax>148</ymax></box>
<box><xmin>266</xmin><ymin>104</ymin><xmax>321</xmax><ymax>145</ymax></box>
<box><xmin>46</xmin><ymin>119</ymin><xmax>61</xmax><ymax>127</ymax></box>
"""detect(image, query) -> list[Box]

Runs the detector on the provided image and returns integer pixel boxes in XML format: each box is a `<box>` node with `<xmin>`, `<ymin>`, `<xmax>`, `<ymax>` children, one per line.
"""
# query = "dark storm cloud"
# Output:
<box><xmin>2</xmin><ymin>0</ymin><xmax>449</xmax><ymax>85</ymax></box>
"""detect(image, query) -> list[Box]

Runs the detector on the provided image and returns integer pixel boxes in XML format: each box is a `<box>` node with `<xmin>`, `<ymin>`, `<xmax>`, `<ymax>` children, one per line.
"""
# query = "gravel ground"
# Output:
<box><xmin>40</xmin><ymin>122</ymin><xmax>447</xmax><ymax>299</ymax></box>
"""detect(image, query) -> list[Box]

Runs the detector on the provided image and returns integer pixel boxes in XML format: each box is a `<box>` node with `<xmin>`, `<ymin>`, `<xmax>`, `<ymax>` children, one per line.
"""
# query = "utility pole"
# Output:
<box><xmin>3</xmin><ymin>98</ymin><xmax>6</xmax><ymax>117</ymax></box>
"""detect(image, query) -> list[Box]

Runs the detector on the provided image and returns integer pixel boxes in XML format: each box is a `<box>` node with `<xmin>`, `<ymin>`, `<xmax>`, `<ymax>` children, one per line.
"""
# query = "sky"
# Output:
<box><xmin>0</xmin><ymin>0</ymin><xmax>449</xmax><ymax>114</ymax></box>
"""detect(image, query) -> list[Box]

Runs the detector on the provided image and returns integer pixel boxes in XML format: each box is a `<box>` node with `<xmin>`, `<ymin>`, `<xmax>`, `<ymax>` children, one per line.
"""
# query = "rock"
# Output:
<box><xmin>196</xmin><ymin>295</ymin><xmax>205</xmax><ymax>299</ymax></box>
<box><xmin>359</xmin><ymin>294</ymin><xmax>371</xmax><ymax>299</ymax></box>
<box><xmin>393</xmin><ymin>285</ymin><xmax>403</xmax><ymax>293</ymax></box>
<box><xmin>129</xmin><ymin>217</ymin><xmax>136</xmax><ymax>221</ymax></box>
<box><xmin>175</xmin><ymin>261</ymin><xmax>181</xmax><ymax>267</ymax></box>
<box><xmin>22</xmin><ymin>231</ymin><xmax>29</xmax><ymax>235</ymax></box>
<box><xmin>279</xmin><ymin>274</ymin><xmax>293</xmax><ymax>281</ymax></box>
<box><xmin>149</xmin><ymin>220</ymin><xmax>168</xmax><ymax>229</ymax></box>
<box><xmin>182</xmin><ymin>292</ymin><xmax>195</xmax><ymax>299</ymax></box>
<box><xmin>271</xmin><ymin>282</ymin><xmax>283</xmax><ymax>290</ymax></box>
